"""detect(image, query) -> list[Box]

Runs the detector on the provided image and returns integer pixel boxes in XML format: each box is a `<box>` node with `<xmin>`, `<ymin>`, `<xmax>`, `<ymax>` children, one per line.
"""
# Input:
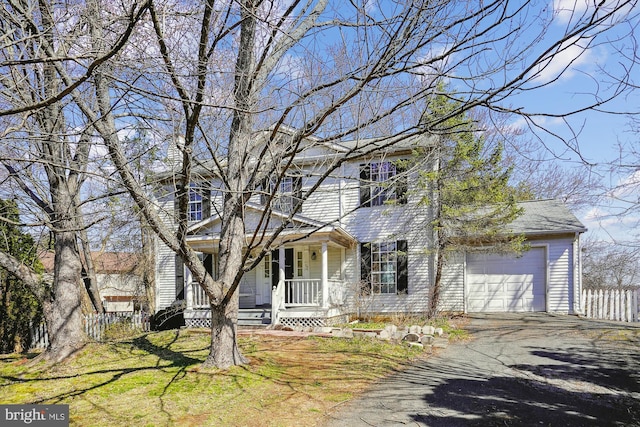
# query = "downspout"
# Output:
<box><xmin>574</xmin><ymin>232</ymin><xmax>582</xmax><ymax>315</ymax></box>
<box><xmin>338</xmin><ymin>163</ymin><xmax>344</xmax><ymax>227</ymax></box>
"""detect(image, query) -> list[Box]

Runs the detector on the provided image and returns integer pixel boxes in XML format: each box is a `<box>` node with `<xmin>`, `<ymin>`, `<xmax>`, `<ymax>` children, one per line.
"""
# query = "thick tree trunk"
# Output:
<box><xmin>141</xmin><ymin>219</ymin><xmax>156</xmax><ymax>314</ymax></box>
<box><xmin>203</xmin><ymin>296</ymin><xmax>247</xmax><ymax>368</ymax></box>
<box><xmin>201</xmin><ymin>0</ymin><xmax>257</xmax><ymax>368</ymax></box>
<box><xmin>41</xmin><ymin>230</ymin><xmax>86</xmax><ymax>363</ymax></box>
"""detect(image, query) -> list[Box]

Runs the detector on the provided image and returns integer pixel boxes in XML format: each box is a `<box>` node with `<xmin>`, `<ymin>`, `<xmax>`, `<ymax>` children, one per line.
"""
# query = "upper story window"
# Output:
<box><xmin>188</xmin><ymin>184</ymin><xmax>203</xmax><ymax>221</ymax></box>
<box><xmin>261</xmin><ymin>175</ymin><xmax>302</xmax><ymax>213</ymax></box>
<box><xmin>359</xmin><ymin>161</ymin><xmax>407</xmax><ymax>207</ymax></box>
<box><xmin>175</xmin><ymin>183</ymin><xmax>210</xmax><ymax>223</ymax></box>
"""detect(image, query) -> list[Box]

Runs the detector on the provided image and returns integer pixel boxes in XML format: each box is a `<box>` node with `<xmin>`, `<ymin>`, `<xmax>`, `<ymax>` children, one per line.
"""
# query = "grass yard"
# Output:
<box><xmin>0</xmin><ymin>329</ymin><xmax>430</xmax><ymax>426</ymax></box>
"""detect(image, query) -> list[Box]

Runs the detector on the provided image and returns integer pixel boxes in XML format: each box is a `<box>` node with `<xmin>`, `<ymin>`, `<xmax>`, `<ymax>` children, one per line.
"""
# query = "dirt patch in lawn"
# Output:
<box><xmin>0</xmin><ymin>328</ymin><xmax>428</xmax><ymax>426</ymax></box>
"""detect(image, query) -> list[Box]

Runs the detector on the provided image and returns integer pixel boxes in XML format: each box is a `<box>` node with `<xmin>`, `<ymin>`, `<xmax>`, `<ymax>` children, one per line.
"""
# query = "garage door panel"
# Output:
<box><xmin>486</xmin><ymin>284</ymin><xmax>503</xmax><ymax>294</ymax></box>
<box><xmin>467</xmin><ymin>248</ymin><xmax>546</xmax><ymax>313</ymax></box>
<box><xmin>485</xmin><ymin>299</ymin><xmax>507</xmax><ymax>310</ymax></box>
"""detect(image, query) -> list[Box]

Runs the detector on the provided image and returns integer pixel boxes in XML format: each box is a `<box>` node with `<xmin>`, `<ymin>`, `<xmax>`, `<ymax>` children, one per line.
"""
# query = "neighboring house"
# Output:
<box><xmin>153</xmin><ymin>131</ymin><xmax>586</xmax><ymax>328</ymax></box>
<box><xmin>40</xmin><ymin>251</ymin><xmax>143</xmax><ymax>313</ymax></box>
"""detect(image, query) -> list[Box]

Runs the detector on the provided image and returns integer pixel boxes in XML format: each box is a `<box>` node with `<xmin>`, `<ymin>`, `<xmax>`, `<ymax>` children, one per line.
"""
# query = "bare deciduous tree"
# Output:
<box><xmin>0</xmin><ymin>0</ymin><xmax>149</xmax><ymax>362</ymax></box>
<box><xmin>582</xmin><ymin>237</ymin><xmax>640</xmax><ymax>289</ymax></box>
<box><xmin>1</xmin><ymin>0</ymin><xmax>638</xmax><ymax>368</ymax></box>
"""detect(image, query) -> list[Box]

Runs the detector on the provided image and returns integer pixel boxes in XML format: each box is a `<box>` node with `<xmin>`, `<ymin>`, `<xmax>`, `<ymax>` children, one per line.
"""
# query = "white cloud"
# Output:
<box><xmin>606</xmin><ymin>169</ymin><xmax>640</xmax><ymax>199</ymax></box>
<box><xmin>553</xmin><ymin>0</ymin><xmax>632</xmax><ymax>26</ymax></box>
<box><xmin>553</xmin><ymin>0</ymin><xmax>591</xmax><ymax>24</ymax></box>
<box><xmin>533</xmin><ymin>36</ymin><xmax>596</xmax><ymax>84</ymax></box>
<box><xmin>581</xmin><ymin>205</ymin><xmax>640</xmax><ymax>243</ymax></box>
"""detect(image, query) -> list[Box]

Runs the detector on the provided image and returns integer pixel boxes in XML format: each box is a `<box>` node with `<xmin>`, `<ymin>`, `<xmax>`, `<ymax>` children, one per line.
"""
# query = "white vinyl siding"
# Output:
<box><xmin>439</xmin><ymin>253</ymin><xmax>465</xmax><ymax>313</ymax></box>
<box><xmin>301</xmin><ymin>174</ymin><xmax>341</xmax><ymax>220</ymax></box>
<box><xmin>546</xmin><ymin>237</ymin><xmax>575</xmax><ymax>313</ymax></box>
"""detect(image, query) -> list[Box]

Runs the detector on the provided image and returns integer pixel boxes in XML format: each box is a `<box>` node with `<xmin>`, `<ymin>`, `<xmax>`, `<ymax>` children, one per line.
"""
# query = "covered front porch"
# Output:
<box><xmin>183</xmin><ymin>213</ymin><xmax>357</xmax><ymax>328</ymax></box>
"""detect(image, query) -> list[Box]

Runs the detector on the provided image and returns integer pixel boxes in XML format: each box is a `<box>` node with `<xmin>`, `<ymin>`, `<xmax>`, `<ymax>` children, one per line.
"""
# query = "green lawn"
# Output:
<box><xmin>0</xmin><ymin>329</ymin><xmax>426</xmax><ymax>426</ymax></box>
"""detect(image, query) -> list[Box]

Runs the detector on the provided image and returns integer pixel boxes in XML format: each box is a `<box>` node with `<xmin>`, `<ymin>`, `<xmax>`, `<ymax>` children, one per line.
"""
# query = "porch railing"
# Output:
<box><xmin>285</xmin><ymin>279</ymin><xmax>322</xmax><ymax>307</ymax></box>
<box><xmin>192</xmin><ymin>283</ymin><xmax>210</xmax><ymax>308</ymax></box>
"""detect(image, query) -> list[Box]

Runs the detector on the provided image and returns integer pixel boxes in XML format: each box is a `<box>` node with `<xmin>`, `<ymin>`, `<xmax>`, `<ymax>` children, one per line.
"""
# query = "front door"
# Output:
<box><xmin>256</xmin><ymin>249</ymin><xmax>294</xmax><ymax>306</ymax></box>
<box><xmin>273</xmin><ymin>249</ymin><xmax>294</xmax><ymax>304</ymax></box>
<box><xmin>271</xmin><ymin>248</ymin><xmax>294</xmax><ymax>286</ymax></box>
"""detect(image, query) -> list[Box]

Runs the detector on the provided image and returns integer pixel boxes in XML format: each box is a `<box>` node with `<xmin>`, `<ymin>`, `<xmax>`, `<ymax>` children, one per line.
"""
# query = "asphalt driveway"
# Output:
<box><xmin>322</xmin><ymin>313</ymin><xmax>640</xmax><ymax>426</ymax></box>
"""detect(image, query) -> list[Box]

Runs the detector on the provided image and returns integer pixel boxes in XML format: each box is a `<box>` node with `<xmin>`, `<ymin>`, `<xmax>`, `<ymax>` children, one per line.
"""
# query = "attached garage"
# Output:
<box><xmin>466</xmin><ymin>247</ymin><xmax>546</xmax><ymax>312</ymax></box>
<box><xmin>451</xmin><ymin>199</ymin><xmax>588</xmax><ymax>314</ymax></box>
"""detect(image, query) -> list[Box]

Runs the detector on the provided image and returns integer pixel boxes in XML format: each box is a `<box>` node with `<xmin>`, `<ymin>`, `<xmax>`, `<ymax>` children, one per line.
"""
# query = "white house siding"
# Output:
<box><xmin>155</xmin><ymin>195</ymin><xmax>179</xmax><ymax>311</ymax></box>
<box><xmin>544</xmin><ymin>236</ymin><xmax>576</xmax><ymax>313</ymax></box>
<box><xmin>335</xmin><ymin>160</ymin><xmax>434</xmax><ymax>314</ymax></box>
<box><xmin>301</xmin><ymin>174</ymin><xmax>341</xmax><ymax>221</ymax></box>
<box><xmin>307</xmin><ymin>246</ymin><xmax>343</xmax><ymax>280</ymax></box>
<box><xmin>239</xmin><ymin>270</ymin><xmax>257</xmax><ymax>308</ymax></box>
<box><xmin>439</xmin><ymin>253</ymin><xmax>465</xmax><ymax>313</ymax></box>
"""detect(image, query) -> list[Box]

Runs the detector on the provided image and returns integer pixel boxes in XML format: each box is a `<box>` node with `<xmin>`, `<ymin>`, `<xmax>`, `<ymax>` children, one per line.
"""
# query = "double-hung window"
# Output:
<box><xmin>359</xmin><ymin>161</ymin><xmax>407</xmax><ymax>207</ymax></box>
<box><xmin>261</xmin><ymin>175</ymin><xmax>302</xmax><ymax>213</ymax></box>
<box><xmin>177</xmin><ymin>183</ymin><xmax>210</xmax><ymax>222</ymax></box>
<box><xmin>360</xmin><ymin>240</ymin><xmax>408</xmax><ymax>295</ymax></box>
<box><xmin>188</xmin><ymin>185</ymin><xmax>203</xmax><ymax>222</ymax></box>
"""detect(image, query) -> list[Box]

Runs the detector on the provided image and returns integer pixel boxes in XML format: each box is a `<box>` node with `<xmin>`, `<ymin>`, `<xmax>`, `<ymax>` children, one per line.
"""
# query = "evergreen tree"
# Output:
<box><xmin>0</xmin><ymin>200</ymin><xmax>43</xmax><ymax>353</ymax></box>
<box><xmin>418</xmin><ymin>90</ymin><xmax>525</xmax><ymax>317</ymax></box>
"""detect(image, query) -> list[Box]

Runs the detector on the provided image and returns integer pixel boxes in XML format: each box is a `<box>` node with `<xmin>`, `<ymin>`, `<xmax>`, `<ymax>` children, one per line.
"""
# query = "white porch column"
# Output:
<box><xmin>321</xmin><ymin>242</ymin><xmax>329</xmax><ymax>308</ymax></box>
<box><xmin>185</xmin><ymin>267</ymin><xmax>193</xmax><ymax>311</ymax></box>
<box><xmin>279</xmin><ymin>246</ymin><xmax>285</xmax><ymax>286</ymax></box>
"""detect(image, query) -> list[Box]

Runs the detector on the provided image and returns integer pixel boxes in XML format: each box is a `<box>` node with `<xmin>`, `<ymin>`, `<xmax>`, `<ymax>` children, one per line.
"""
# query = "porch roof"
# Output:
<box><xmin>186</xmin><ymin>225</ymin><xmax>356</xmax><ymax>252</ymax></box>
<box><xmin>185</xmin><ymin>202</ymin><xmax>357</xmax><ymax>251</ymax></box>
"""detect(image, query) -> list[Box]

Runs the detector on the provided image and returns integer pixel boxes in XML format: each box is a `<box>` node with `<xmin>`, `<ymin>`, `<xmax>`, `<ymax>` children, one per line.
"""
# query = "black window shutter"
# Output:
<box><xmin>174</xmin><ymin>184</ymin><xmax>184</xmax><ymax>219</ymax></box>
<box><xmin>293</xmin><ymin>175</ymin><xmax>302</xmax><ymax>210</ymax></box>
<box><xmin>359</xmin><ymin>164</ymin><xmax>371</xmax><ymax>207</ymax></box>
<box><xmin>271</xmin><ymin>250</ymin><xmax>279</xmax><ymax>288</ymax></box>
<box><xmin>396</xmin><ymin>163</ymin><xmax>408</xmax><ymax>205</ymax></box>
<box><xmin>202</xmin><ymin>185</ymin><xmax>211</xmax><ymax>218</ymax></box>
<box><xmin>360</xmin><ymin>242</ymin><xmax>371</xmax><ymax>295</ymax></box>
<box><xmin>260</xmin><ymin>178</ymin><xmax>269</xmax><ymax>205</ymax></box>
<box><xmin>396</xmin><ymin>240</ymin><xmax>408</xmax><ymax>294</ymax></box>
<box><xmin>204</xmin><ymin>253</ymin><xmax>213</xmax><ymax>278</ymax></box>
<box><xmin>175</xmin><ymin>255</ymin><xmax>184</xmax><ymax>299</ymax></box>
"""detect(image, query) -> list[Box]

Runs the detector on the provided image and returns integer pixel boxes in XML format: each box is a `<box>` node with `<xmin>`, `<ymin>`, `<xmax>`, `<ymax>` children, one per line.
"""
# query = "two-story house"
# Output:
<box><xmin>153</xmin><ymin>130</ymin><xmax>586</xmax><ymax>328</ymax></box>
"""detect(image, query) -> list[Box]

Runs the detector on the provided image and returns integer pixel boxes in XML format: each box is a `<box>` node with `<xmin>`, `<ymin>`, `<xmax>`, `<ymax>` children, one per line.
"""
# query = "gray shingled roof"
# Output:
<box><xmin>510</xmin><ymin>199</ymin><xmax>587</xmax><ymax>235</ymax></box>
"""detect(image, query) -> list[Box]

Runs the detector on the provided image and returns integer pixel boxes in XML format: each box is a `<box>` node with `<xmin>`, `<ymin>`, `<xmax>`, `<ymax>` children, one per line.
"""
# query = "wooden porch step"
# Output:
<box><xmin>238</xmin><ymin>308</ymin><xmax>271</xmax><ymax>326</ymax></box>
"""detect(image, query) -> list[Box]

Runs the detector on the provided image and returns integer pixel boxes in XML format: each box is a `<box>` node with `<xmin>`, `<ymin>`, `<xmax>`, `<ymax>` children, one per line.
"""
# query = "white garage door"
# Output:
<box><xmin>466</xmin><ymin>248</ymin><xmax>546</xmax><ymax>312</ymax></box>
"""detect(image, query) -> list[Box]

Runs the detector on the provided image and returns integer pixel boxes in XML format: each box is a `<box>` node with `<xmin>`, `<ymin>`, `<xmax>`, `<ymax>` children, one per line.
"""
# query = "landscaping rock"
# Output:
<box><xmin>422</xmin><ymin>325</ymin><xmax>435</xmax><ymax>336</ymax></box>
<box><xmin>393</xmin><ymin>330</ymin><xmax>406</xmax><ymax>341</ymax></box>
<box><xmin>420</xmin><ymin>335</ymin><xmax>434</xmax><ymax>345</ymax></box>
<box><xmin>434</xmin><ymin>327</ymin><xmax>444</xmax><ymax>337</ymax></box>
<box><xmin>409</xmin><ymin>325</ymin><xmax>421</xmax><ymax>334</ymax></box>
<box><xmin>384</xmin><ymin>324</ymin><xmax>398</xmax><ymax>336</ymax></box>
<box><xmin>330</xmin><ymin>328</ymin><xmax>344</xmax><ymax>337</ymax></box>
<box><xmin>407</xmin><ymin>342</ymin><xmax>424</xmax><ymax>350</ymax></box>
<box><xmin>378</xmin><ymin>329</ymin><xmax>391</xmax><ymax>340</ymax></box>
<box><xmin>403</xmin><ymin>333</ymin><xmax>420</xmax><ymax>342</ymax></box>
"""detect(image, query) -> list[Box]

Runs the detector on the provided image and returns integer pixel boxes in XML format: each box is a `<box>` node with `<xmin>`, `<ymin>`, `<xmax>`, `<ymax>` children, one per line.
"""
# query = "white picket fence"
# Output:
<box><xmin>582</xmin><ymin>288</ymin><xmax>640</xmax><ymax>322</ymax></box>
<box><xmin>30</xmin><ymin>312</ymin><xmax>150</xmax><ymax>349</ymax></box>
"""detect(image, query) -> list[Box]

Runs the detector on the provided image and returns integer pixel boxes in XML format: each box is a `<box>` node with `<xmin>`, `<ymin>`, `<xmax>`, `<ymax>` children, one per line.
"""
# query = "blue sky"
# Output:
<box><xmin>499</xmin><ymin>0</ymin><xmax>640</xmax><ymax>244</ymax></box>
